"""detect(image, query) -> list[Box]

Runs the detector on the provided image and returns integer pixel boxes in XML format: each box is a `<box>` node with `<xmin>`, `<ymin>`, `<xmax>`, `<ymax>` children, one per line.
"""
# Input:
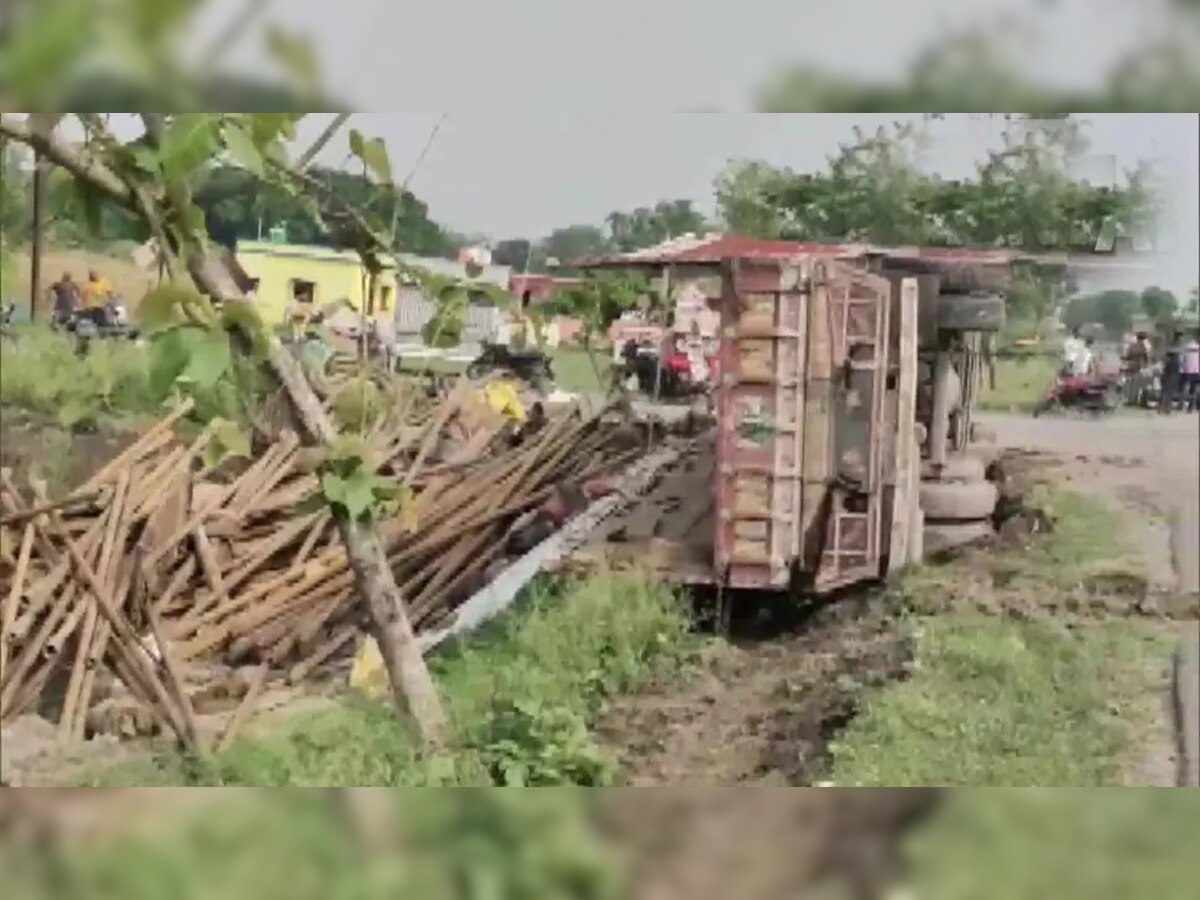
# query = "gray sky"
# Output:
<box><xmin>191</xmin><ymin>0</ymin><xmax>1195</xmax><ymax>292</ymax></box>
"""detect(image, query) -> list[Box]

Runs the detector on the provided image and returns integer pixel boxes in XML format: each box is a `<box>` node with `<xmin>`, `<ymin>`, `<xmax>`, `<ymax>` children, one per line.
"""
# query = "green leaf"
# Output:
<box><xmin>161</xmin><ymin>114</ymin><xmax>220</xmax><ymax>183</ymax></box>
<box><xmin>211</xmin><ymin>417</ymin><xmax>251</xmax><ymax>459</ymax></box>
<box><xmin>128</xmin><ymin>144</ymin><xmax>162</xmax><ymax>175</ymax></box>
<box><xmin>137</xmin><ymin>284</ymin><xmax>198</xmax><ymax>332</ymax></box>
<box><xmin>340</xmin><ymin>470</ymin><xmax>378</xmax><ymax>520</ymax></box>
<box><xmin>220</xmin><ymin>302</ymin><xmax>269</xmax><ymax>358</ymax></box>
<box><xmin>321</xmin><ymin>472</ymin><xmax>349</xmax><ymax>506</ymax></box>
<box><xmin>222</xmin><ymin>123</ymin><xmax>264</xmax><ymax>176</ymax></box>
<box><xmin>266</xmin><ymin>28</ymin><xmax>320</xmax><ymax>94</ymax></box>
<box><xmin>361</xmin><ymin>138</ymin><xmax>392</xmax><ymax>185</ymax></box>
<box><xmin>148</xmin><ymin>325</ymin><xmax>205</xmax><ymax>399</ymax></box>
<box><xmin>179</xmin><ymin>329</ymin><xmax>233</xmax><ymax>389</ymax></box>
<box><xmin>348</xmin><ymin>129</ymin><xmax>392</xmax><ymax>184</ymax></box>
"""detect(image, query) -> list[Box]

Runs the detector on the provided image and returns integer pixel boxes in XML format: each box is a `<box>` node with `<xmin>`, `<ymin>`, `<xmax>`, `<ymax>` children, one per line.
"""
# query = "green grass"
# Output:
<box><xmin>978</xmin><ymin>354</ymin><xmax>1057</xmax><ymax>412</ymax></box>
<box><xmin>551</xmin><ymin>347</ymin><xmax>610</xmax><ymax>394</ymax></box>
<box><xmin>0</xmin><ymin>326</ymin><xmax>157</xmax><ymax>427</ymax></box>
<box><xmin>828</xmin><ymin>615</ymin><xmax>1167</xmax><ymax>786</ymax></box>
<box><xmin>1</xmin><ymin>791</ymin><xmax>627</xmax><ymax>900</ymax></box>
<box><xmin>828</xmin><ymin>488</ymin><xmax>1168</xmax><ymax>786</ymax></box>
<box><xmin>85</xmin><ymin>569</ymin><xmax>694</xmax><ymax>787</ymax></box>
<box><xmin>908</xmin><ymin>790</ymin><xmax>1200</xmax><ymax>900</ymax></box>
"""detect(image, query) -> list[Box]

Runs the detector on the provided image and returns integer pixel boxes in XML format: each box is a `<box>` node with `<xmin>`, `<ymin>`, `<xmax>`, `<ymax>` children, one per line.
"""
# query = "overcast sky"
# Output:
<box><xmin>176</xmin><ymin>1</ymin><xmax>1191</xmax><ymax>291</ymax></box>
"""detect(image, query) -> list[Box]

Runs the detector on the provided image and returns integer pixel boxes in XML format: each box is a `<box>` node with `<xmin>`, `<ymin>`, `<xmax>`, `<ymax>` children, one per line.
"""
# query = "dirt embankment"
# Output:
<box><xmin>599</xmin><ymin>594</ymin><xmax>910</xmax><ymax>787</ymax></box>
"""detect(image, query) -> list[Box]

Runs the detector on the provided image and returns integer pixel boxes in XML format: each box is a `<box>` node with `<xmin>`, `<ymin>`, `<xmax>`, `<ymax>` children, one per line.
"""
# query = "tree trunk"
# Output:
<box><xmin>188</xmin><ymin>249</ymin><xmax>447</xmax><ymax>750</ymax></box>
<box><xmin>343</xmin><ymin>519</ymin><xmax>445</xmax><ymax>744</ymax></box>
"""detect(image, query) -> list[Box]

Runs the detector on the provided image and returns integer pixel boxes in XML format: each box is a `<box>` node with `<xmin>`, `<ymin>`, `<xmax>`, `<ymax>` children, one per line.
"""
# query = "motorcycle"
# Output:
<box><xmin>618</xmin><ymin>340</ymin><xmax>707</xmax><ymax>400</ymax></box>
<box><xmin>466</xmin><ymin>341</ymin><xmax>555</xmax><ymax>391</ymax></box>
<box><xmin>1032</xmin><ymin>368</ymin><xmax>1123</xmax><ymax>417</ymax></box>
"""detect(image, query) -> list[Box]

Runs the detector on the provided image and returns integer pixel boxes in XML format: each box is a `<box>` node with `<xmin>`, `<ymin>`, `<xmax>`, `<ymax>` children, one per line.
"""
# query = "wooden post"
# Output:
<box><xmin>29</xmin><ymin>153</ymin><xmax>47</xmax><ymax>323</ymax></box>
<box><xmin>888</xmin><ymin>278</ymin><xmax>919</xmax><ymax>570</ymax></box>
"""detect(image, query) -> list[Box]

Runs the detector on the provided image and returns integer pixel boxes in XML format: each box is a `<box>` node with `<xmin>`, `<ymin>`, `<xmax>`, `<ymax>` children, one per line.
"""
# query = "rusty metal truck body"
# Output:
<box><xmin>574</xmin><ymin>249</ymin><xmax>1003</xmax><ymax>597</ymax></box>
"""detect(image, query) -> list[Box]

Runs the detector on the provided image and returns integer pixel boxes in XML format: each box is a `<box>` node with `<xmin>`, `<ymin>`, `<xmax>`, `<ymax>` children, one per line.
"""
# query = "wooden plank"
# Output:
<box><xmin>888</xmin><ymin>277</ymin><xmax>919</xmax><ymax>570</ymax></box>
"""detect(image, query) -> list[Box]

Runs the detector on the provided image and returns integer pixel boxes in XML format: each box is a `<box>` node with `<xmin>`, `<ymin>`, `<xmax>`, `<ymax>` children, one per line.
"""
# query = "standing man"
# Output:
<box><xmin>48</xmin><ymin>271</ymin><xmax>79</xmax><ymax>328</ymax></box>
<box><xmin>1123</xmin><ymin>331</ymin><xmax>1152</xmax><ymax>404</ymax></box>
<box><xmin>1181</xmin><ymin>330</ymin><xmax>1200</xmax><ymax>413</ymax></box>
<box><xmin>81</xmin><ymin>269</ymin><xmax>114</xmax><ymax>325</ymax></box>
<box><xmin>1159</xmin><ymin>331</ymin><xmax>1184</xmax><ymax>415</ymax></box>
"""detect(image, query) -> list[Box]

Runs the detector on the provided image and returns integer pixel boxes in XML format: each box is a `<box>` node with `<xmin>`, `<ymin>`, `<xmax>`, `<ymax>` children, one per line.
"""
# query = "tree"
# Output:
<box><xmin>1187</xmin><ymin>288</ymin><xmax>1199</xmax><ymax>315</ymax></box>
<box><xmin>491</xmin><ymin>238</ymin><xmax>533</xmax><ymax>269</ymax></box>
<box><xmin>1140</xmin><ymin>286</ymin><xmax>1178</xmax><ymax>327</ymax></box>
<box><xmin>192</xmin><ymin>165</ymin><xmax>454</xmax><ymax>256</ymax></box>
<box><xmin>539</xmin><ymin>224</ymin><xmax>611</xmax><ymax>268</ymax></box>
<box><xmin>713</xmin><ymin>114</ymin><xmax>1161</xmax><ymax>252</ymax></box>
<box><xmin>1062</xmin><ymin>290</ymin><xmax>1140</xmax><ymax>337</ymax></box>
<box><xmin>714</xmin><ymin>160</ymin><xmax>792</xmax><ymax>238</ymax></box>
<box><xmin>0</xmin><ymin>111</ymin><xmax>448</xmax><ymax>751</ymax></box>
<box><xmin>757</xmin><ymin>24</ymin><xmax>1200</xmax><ymax>112</ymax></box>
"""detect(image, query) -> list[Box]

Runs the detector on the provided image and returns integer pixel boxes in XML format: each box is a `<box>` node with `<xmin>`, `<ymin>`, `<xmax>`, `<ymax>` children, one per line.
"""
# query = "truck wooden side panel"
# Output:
<box><xmin>714</xmin><ymin>256</ymin><xmax>892</xmax><ymax>592</ymax></box>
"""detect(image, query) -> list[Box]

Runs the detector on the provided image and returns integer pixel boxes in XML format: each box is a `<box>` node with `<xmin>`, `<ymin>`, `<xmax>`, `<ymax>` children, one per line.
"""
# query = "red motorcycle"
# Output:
<box><xmin>1032</xmin><ymin>369</ymin><xmax>1123</xmax><ymax>417</ymax></box>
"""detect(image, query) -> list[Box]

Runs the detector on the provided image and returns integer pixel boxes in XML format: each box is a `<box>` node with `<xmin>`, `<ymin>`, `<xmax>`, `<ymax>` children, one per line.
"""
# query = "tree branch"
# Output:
<box><xmin>0</xmin><ymin>114</ymin><xmax>133</xmax><ymax>208</ymax></box>
<box><xmin>296</xmin><ymin>112</ymin><xmax>352</xmax><ymax>172</ymax></box>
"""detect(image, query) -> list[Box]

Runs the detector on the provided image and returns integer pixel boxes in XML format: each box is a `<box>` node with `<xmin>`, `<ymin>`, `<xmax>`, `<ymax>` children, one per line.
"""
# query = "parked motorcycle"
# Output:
<box><xmin>618</xmin><ymin>340</ymin><xmax>707</xmax><ymax>400</ymax></box>
<box><xmin>1032</xmin><ymin>370</ymin><xmax>1123</xmax><ymax>417</ymax></box>
<box><xmin>467</xmin><ymin>341</ymin><xmax>555</xmax><ymax>391</ymax></box>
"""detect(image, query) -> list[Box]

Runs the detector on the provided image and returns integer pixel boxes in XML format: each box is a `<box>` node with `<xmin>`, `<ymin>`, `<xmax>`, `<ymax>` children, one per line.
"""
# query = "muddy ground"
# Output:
<box><xmin>599</xmin><ymin>409</ymin><xmax>1199</xmax><ymax>787</ymax></box>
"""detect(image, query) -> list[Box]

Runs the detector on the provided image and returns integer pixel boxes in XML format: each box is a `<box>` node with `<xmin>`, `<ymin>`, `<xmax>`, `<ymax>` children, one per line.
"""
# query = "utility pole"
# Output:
<box><xmin>29</xmin><ymin>152</ymin><xmax>47</xmax><ymax>322</ymax></box>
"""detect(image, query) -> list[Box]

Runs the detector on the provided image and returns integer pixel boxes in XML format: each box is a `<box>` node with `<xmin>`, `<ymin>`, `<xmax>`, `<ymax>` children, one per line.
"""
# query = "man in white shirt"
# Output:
<box><xmin>1061</xmin><ymin>328</ymin><xmax>1094</xmax><ymax>377</ymax></box>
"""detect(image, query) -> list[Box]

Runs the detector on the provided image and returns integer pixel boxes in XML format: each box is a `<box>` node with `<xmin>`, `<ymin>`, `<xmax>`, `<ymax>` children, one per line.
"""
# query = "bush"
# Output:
<box><xmin>0</xmin><ymin>326</ymin><xmax>156</xmax><ymax>426</ymax></box>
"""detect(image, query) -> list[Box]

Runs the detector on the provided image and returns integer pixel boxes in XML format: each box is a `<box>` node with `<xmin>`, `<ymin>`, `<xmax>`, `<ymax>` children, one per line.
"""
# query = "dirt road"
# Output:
<box><xmin>979</xmin><ymin>410</ymin><xmax>1199</xmax><ymax>787</ymax></box>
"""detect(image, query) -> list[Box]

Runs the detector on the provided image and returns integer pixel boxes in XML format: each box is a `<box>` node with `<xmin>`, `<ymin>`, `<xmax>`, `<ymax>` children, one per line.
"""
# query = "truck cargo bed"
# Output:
<box><xmin>568</xmin><ymin>436</ymin><xmax>716</xmax><ymax>584</ymax></box>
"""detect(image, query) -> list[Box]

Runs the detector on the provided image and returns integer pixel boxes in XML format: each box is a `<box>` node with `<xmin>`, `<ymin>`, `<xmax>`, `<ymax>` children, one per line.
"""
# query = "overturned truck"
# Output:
<box><xmin>575</xmin><ymin>250</ymin><xmax>1006</xmax><ymax>595</ymax></box>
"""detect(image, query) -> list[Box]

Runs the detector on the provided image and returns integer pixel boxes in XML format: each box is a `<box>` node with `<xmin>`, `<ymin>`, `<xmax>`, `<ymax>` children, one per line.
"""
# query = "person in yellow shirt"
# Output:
<box><xmin>81</xmin><ymin>269</ymin><xmax>114</xmax><ymax>324</ymax></box>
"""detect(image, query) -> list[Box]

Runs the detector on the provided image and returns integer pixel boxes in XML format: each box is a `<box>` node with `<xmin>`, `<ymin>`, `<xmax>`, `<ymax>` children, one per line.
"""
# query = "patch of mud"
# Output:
<box><xmin>599</xmin><ymin>788</ymin><xmax>942</xmax><ymax>900</ymax></box>
<box><xmin>598</xmin><ymin>600</ymin><xmax>911</xmax><ymax>786</ymax></box>
<box><xmin>0</xmin><ymin>408</ymin><xmax>139</xmax><ymax>496</ymax></box>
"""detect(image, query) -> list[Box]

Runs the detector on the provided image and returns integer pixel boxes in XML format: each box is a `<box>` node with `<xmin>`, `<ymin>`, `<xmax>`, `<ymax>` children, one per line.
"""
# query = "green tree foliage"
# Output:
<box><xmin>1062</xmin><ymin>290</ymin><xmax>1142</xmax><ymax>337</ymax></box>
<box><xmin>1138</xmin><ymin>286</ymin><xmax>1179</xmax><ymax>327</ymax></box>
<box><xmin>757</xmin><ymin>24</ymin><xmax>1200</xmax><ymax>113</ymax></box>
<box><xmin>605</xmin><ymin>200</ymin><xmax>709</xmax><ymax>251</ymax></box>
<box><xmin>193</xmin><ymin>165</ymin><xmax>455</xmax><ymax>256</ymax></box>
<box><xmin>714</xmin><ymin>116</ymin><xmax>1159</xmax><ymax>252</ymax></box>
<box><xmin>0</xmin><ymin>0</ymin><xmax>334</xmax><ymax>111</ymax></box>
<box><xmin>539</xmin><ymin>224</ymin><xmax>612</xmax><ymax>268</ymax></box>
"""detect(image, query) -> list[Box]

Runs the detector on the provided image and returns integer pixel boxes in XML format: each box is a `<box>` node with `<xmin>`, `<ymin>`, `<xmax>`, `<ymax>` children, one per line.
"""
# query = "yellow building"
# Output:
<box><xmin>235</xmin><ymin>240</ymin><xmax>398</xmax><ymax>326</ymax></box>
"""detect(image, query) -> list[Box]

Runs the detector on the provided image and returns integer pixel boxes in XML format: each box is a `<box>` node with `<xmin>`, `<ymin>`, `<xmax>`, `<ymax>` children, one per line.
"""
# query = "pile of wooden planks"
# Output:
<box><xmin>0</xmin><ymin>382</ymin><xmax>641</xmax><ymax>748</ymax></box>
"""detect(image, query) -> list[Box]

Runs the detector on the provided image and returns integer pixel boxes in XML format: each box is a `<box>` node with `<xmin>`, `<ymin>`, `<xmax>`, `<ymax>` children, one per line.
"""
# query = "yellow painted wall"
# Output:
<box><xmin>236</xmin><ymin>241</ymin><xmax>395</xmax><ymax>325</ymax></box>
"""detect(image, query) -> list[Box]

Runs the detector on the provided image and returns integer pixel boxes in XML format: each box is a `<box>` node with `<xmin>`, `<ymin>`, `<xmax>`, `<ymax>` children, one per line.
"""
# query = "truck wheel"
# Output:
<box><xmin>924</xmin><ymin>520</ymin><xmax>994</xmax><ymax>555</ymax></box>
<box><xmin>921</xmin><ymin>454</ymin><xmax>986</xmax><ymax>484</ymax></box>
<box><xmin>937</xmin><ymin>294</ymin><xmax>1006</xmax><ymax>333</ymax></box>
<box><xmin>919</xmin><ymin>480</ymin><xmax>999</xmax><ymax>521</ymax></box>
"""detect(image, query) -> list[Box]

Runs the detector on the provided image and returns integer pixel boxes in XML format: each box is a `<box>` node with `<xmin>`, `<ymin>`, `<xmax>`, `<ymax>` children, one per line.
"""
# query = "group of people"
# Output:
<box><xmin>48</xmin><ymin>269</ymin><xmax>116</xmax><ymax>327</ymax></box>
<box><xmin>1122</xmin><ymin>327</ymin><xmax>1200</xmax><ymax>414</ymax></box>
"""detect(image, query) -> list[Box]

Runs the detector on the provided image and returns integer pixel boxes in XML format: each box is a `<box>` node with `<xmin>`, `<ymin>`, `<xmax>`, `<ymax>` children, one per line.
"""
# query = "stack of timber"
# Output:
<box><xmin>0</xmin><ymin>381</ymin><xmax>641</xmax><ymax>749</ymax></box>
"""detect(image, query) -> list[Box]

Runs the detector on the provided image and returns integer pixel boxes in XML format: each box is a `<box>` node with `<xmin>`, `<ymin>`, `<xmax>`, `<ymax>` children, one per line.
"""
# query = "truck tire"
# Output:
<box><xmin>921</xmin><ymin>454</ymin><xmax>986</xmax><ymax>484</ymax></box>
<box><xmin>919</xmin><ymin>480</ymin><xmax>998</xmax><ymax>521</ymax></box>
<box><xmin>924</xmin><ymin>520</ymin><xmax>994</xmax><ymax>555</ymax></box>
<box><xmin>937</xmin><ymin>294</ymin><xmax>1006</xmax><ymax>333</ymax></box>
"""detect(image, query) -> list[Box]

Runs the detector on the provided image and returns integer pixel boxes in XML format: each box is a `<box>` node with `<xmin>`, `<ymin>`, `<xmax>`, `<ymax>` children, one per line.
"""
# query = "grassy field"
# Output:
<box><xmin>4</xmin><ymin>247</ymin><xmax>154</xmax><ymax>317</ymax></box>
<box><xmin>84</xmin><ymin>569</ymin><xmax>695</xmax><ymax>787</ymax></box>
<box><xmin>978</xmin><ymin>354</ymin><xmax>1057</xmax><ymax>412</ymax></box>
<box><xmin>828</xmin><ymin>489</ymin><xmax>1169</xmax><ymax>787</ymax></box>
<box><xmin>551</xmin><ymin>347</ymin><xmax>611</xmax><ymax>395</ymax></box>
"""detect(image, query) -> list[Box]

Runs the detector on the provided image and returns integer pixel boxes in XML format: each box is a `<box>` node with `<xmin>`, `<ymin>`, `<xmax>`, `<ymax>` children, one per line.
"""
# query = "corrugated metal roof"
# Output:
<box><xmin>572</xmin><ymin>233</ymin><xmax>1161</xmax><ymax>273</ymax></box>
